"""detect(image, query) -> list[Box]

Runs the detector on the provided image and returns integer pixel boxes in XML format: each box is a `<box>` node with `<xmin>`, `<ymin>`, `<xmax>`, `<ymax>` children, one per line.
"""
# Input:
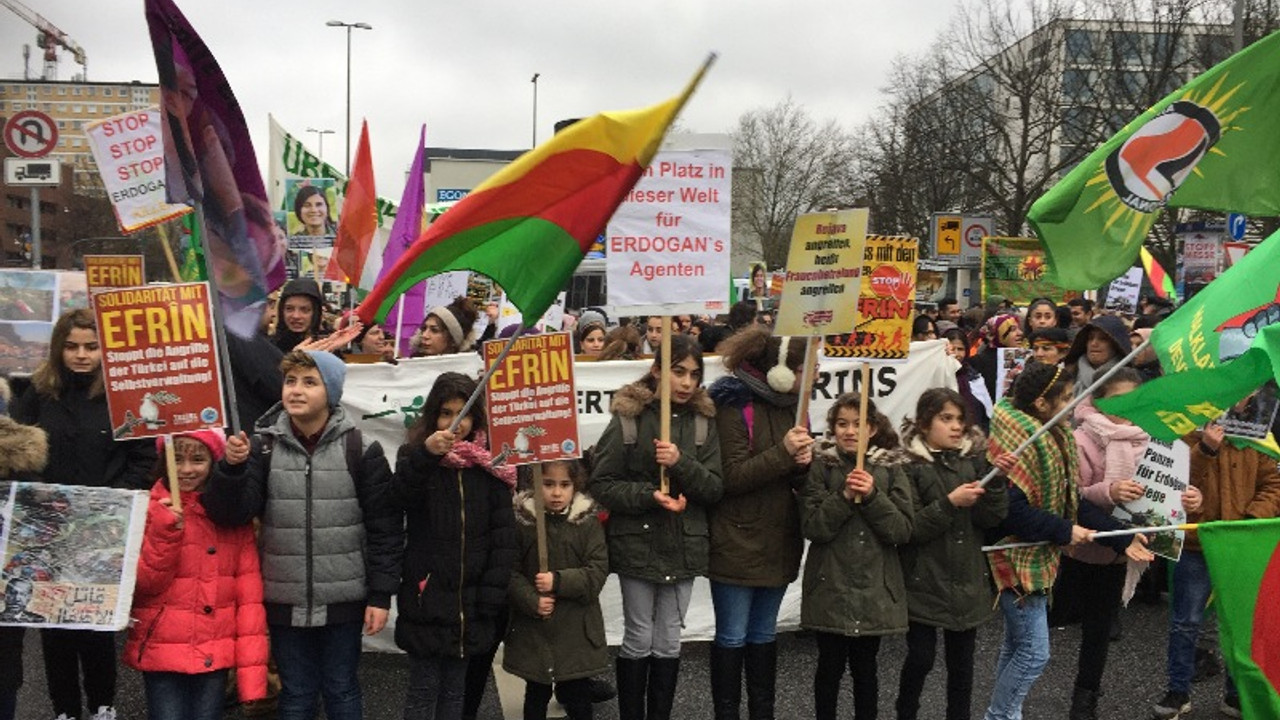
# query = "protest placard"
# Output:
<box><xmin>605</xmin><ymin>138</ymin><xmax>732</xmax><ymax>315</ymax></box>
<box><xmin>0</xmin><ymin>482</ymin><xmax>148</xmax><ymax>630</ymax></box>
<box><xmin>1113</xmin><ymin>439</ymin><xmax>1189</xmax><ymax>561</ymax></box>
<box><xmin>774</xmin><ymin>209</ymin><xmax>868</xmax><ymax>336</ymax></box>
<box><xmin>93</xmin><ymin>282</ymin><xmax>227</xmax><ymax>439</ymax></box>
<box><xmin>995</xmin><ymin>347</ymin><xmax>1035</xmax><ymax>400</ymax></box>
<box><xmin>83</xmin><ymin>107</ymin><xmax>191</xmax><ymax>233</ymax></box>
<box><xmin>84</xmin><ymin>255</ymin><xmax>146</xmax><ymax>295</ymax></box>
<box><xmin>485</xmin><ymin>332</ymin><xmax>580</xmax><ymax>465</ymax></box>
<box><xmin>824</xmin><ymin>236</ymin><xmax>917</xmax><ymax>361</ymax></box>
<box><xmin>1103</xmin><ymin>267</ymin><xmax>1144</xmax><ymax>314</ymax></box>
<box><xmin>1218</xmin><ymin>383</ymin><xmax>1280</xmax><ymax>440</ymax></box>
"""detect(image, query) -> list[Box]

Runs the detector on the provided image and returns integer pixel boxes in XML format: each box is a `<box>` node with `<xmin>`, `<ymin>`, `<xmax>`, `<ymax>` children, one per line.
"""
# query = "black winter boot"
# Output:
<box><xmin>647</xmin><ymin>657</ymin><xmax>681</xmax><ymax>720</ymax></box>
<box><xmin>1069</xmin><ymin>685</ymin><xmax>1099</xmax><ymax>720</ymax></box>
<box><xmin>744</xmin><ymin>642</ymin><xmax>778</xmax><ymax>720</ymax></box>
<box><xmin>615</xmin><ymin>656</ymin><xmax>650</xmax><ymax>720</ymax></box>
<box><xmin>710</xmin><ymin>644</ymin><xmax>745</xmax><ymax>719</ymax></box>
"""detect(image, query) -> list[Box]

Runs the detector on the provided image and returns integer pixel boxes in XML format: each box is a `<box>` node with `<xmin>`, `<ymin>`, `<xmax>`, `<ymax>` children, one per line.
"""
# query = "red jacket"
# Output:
<box><xmin>123</xmin><ymin>481</ymin><xmax>269</xmax><ymax>701</ymax></box>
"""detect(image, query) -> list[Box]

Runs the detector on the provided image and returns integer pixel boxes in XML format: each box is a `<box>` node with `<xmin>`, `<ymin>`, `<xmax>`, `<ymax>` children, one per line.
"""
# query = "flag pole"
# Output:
<box><xmin>394</xmin><ymin>298</ymin><xmax>406</xmax><ymax>359</ymax></box>
<box><xmin>192</xmin><ymin>199</ymin><xmax>243</xmax><ymax>437</ymax></box>
<box><xmin>981</xmin><ymin>522</ymin><xmax>1197</xmax><ymax>552</ymax></box>
<box><xmin>449</xmin><ymin>323</ymin><xmax>524</xmax><ymax>434</ymax></box>
<box><xmin>977</xmin><ymin>337</ymin><xmax>1152</xmax><ymax>488</ymax></box>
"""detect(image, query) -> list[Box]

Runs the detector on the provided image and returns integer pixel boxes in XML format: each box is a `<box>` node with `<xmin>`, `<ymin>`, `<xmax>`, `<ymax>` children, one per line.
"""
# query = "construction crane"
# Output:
<box><xmin>1</xmin><ymin>0</ymin><xmax>87</xmax><ymax>81</ymax></box>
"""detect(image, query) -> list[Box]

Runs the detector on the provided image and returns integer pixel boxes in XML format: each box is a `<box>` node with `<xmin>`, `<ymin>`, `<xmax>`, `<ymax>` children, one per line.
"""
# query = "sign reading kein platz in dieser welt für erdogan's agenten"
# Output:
<box><xmin>484</xmin><ymin>332</ymin><xmax>581</xmax><ymax>467</ymax></box>
<box><xmin>83</xmin><ymin>107</ymin><xmax>191</xmax><ymax>233</ymax></box>
<box><xmin>92</xmin><ymin>282</ymin><xmax>227</xmax><ymax>440</ymax></box>
<box><xmin>774</xmin><ymin>209</ymin><xmax>869</xmax><ymax>336</ymax></box>
<box><xmin>605</xmin><ymin>136</ymin><xmax>732</xmax><ymax>315</ymax></box>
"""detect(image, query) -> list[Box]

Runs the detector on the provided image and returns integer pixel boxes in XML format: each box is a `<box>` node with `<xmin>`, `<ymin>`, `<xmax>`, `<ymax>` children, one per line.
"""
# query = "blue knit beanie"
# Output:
<box><xmin>303</xmin><ymin>350</ymin><xmax>346</xmax><ymax>407</ymax></box>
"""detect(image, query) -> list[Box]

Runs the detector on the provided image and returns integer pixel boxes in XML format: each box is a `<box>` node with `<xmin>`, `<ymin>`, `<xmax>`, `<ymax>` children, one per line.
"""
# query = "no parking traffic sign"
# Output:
<box><xmin>3</xmin><ymin>110</ymin><xmax>59</xmax><ymax>158</ymax></box>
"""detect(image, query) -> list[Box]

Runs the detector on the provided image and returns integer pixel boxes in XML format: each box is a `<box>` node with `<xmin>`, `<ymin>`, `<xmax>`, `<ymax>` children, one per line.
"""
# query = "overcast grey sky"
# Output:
<box><xmin>1</xmin><ymin>0</ymin><xmax>961</xmax><ymax>199</ymax></box>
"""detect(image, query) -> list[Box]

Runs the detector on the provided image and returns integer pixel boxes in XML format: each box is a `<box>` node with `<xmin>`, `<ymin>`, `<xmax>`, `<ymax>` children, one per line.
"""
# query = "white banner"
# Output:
<box><xmin>83</xmin><ymin>107</ymin><xmax>191</xmax><ymax>233</ymax></box>
<box><xmin>342</xmin><ymin>340</ymin><xmax>957</xmax><ymax>459</ymax></box>
<box><xmin>605</xmin><ymin>137</ymin><xmax>732</xmax><ymax>315</ymax></box>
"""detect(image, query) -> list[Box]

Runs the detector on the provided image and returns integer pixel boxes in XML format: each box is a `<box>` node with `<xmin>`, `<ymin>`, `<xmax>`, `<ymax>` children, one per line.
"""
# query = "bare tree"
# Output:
<box><xmin>732</xmin><ymin>98</ymin><xmax>856</xmax><ymax>268</ymax></box>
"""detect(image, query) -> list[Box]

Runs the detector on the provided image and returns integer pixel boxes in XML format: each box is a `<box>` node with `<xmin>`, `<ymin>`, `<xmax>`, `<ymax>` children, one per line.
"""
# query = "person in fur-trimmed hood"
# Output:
<box><xmin>799</xmin><ymin>392</ymin><xmax>914</xmax><ymax>720</ymax></box>
<box><xmin>503</xmin><ymin>460</ymin><xmax>609</xmax><ymax>720</ymax></box>
<box><xmin>590</xmin><ymin>334</ymin><xmax>723</xmax><ymax>720</ymax></box>
<box><xmin>0</xmin><ymin>398</ymin><xmax>48</xmax><ymax>720</ymax></box>
<box><xmin>894</xmin><ymin>388</ymin><xmax>1012</xmax><ymax>720</ymax></box>
<box><xmin>705</xmin><ymin>327</ymin><xmax>812</xmax><ymax>720</ymax></box>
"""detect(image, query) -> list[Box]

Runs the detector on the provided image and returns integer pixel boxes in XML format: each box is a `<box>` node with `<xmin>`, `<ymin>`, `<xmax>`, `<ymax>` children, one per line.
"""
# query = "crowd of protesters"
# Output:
<box><xmin>1</xmin><ymin>282</ymin><xmax>1276</xmax><ymax>720</ymax></box>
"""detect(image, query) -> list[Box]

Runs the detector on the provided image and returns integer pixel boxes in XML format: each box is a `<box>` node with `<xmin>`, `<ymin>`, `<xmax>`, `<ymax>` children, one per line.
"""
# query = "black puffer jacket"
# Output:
<box><xmin>11</xmin><ymin>372</ymin><xmax>155</xmax><ymax>490</ymax></box>
<box><xmin>392</xmin><ymin>444</ymin><xmax>518</xmax><ymax>659</ymax></box>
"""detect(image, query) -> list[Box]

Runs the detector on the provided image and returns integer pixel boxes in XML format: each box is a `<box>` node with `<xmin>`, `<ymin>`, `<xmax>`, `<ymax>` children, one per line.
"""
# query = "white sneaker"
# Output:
<box><xmin>89</xmin><ymin>707</ymin><xmax>117</xmax><ymax>720</ymax></box>
<box><xmin>53</xmin><ymin>715</ymin><xmax>74</xmax><ymax>720</ymax></box>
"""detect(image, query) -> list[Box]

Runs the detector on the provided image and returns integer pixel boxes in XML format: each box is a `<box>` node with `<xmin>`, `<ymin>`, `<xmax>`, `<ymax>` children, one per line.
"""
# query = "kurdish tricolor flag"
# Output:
<box><xmin>356</xmin><ymin>58</ymin><xmax>714</xmax><ymax>326</ymax></box>
<box><xmin>1028</xmin><ymin>29</ymin><xmax>1280</xmax><ymax>289</ymax></box>
<box><xmin>1139</xmin><ymin>246</ymin><xmax>1176</xmax><ymax>301</ymax></box>
<box><xmin>1200</xmin><ymin>518</ymin><xmax>1280</xmax><ymax>719</ymax></box>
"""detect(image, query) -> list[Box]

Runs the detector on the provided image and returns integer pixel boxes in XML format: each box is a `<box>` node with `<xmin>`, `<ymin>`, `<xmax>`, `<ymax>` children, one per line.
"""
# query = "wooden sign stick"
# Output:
<box><xmin>164</xmin><ymin>435</ymin><xmax>182</xmax><ymax>513</ymax></box>
<box><xmin>532</xmin><ymin>464</ymin><xmax>549</xmax><ymax>574</ymax></box>
<box><xmin>795</xmin><ymin>336</ymin><xmax>819</xmax><ymax>427</ymax></box>
<box><xmin>854</xmin><ymin>362</ymin><xmax>871</xmax><ymax>504</ymax></box>
<box><xmin>659</xmin><ymin>316</ymin><xmax>673</xmax><ymax>495</ymax></box>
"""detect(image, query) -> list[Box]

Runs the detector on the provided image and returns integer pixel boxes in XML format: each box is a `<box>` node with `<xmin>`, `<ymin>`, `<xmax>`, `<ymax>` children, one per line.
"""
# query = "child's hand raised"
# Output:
<box><xmin>425</xmin><ymin>429</ymin><xmax>458</xmax><ymax>456</ymax></box>
<box><xmin>991</xmin><ymin>452</ymin><xmax>1017</xmax><ymax>474</ymax></box>
<box><xmin>653</xmin><ymin>439</ymin><xmax>681</xmax><ymax>468</ymax></box>
<box><xmin>843</xmin><ymin>469</ymin><xmax>874</xmax><ymax>501</ymax></box>
<box><xmin>225</xmin><ymin>431</ymin><xmax>250</xmax><ymax>465</ymax></box>
<box><xmin>653</xmin><ymin>490</ymin><xmax>687</xmax><ymax>514</ymax></box>
<box><xmin>157</xmin><ymin>496</ymin><xmax>184</xmax><ymax>530</ymax></box>
<box><xmin>537</xmin><ymin>595</ymin><xmax>555</xmax><ymax>618</ymax></box>
<box><xmin>1182</xmin><ymin>485</ymin><xmax>1203</xmax><ymax>514</ymax></box>
<box><xmin>948</xmin><ymin>481</ymin><xmax>985</xmax><ymax>508</ymax></box>
<box><xmin>1125</xmin><ymin>534</ymin><xmax>1156</xmax><ymax>563</ymax></box>
<box><xmin>534</xmin><ymin>572</ymin><xmax>555</xmax><ymax>594</ymax></box>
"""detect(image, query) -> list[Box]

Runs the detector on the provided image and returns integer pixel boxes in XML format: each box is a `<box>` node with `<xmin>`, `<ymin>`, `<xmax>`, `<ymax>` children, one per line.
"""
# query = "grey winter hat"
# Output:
<box><xmin>303</xmin><ymin>350</ymin><xmax>347</xmax><ymax>407</ymax></box>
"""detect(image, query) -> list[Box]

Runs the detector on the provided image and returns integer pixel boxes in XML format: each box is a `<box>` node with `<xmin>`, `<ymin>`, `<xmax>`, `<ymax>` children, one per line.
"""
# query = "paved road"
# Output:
<box><xmin>14</xmin><ymin>594</ymin><xmax>1232</xmax><ymax>719</ymax></box>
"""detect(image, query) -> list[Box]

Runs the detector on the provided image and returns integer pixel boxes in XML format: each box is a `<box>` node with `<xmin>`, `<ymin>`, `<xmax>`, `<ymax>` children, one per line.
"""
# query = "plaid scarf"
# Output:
<box><xmin>986</xmin><ymin>398</ymin><xmax>1080</xmax><ymax>593</ymax></box>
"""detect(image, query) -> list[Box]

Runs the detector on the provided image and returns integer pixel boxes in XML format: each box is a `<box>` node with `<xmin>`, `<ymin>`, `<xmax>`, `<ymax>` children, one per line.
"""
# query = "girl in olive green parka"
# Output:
<box><xmin>799</xmin><ymin>392</ymin><xmax>913</xmax><ymax>720</ymax></box>
<box><xmin>894</xmin><ymin>388</ymin><xmax>1012</xmax><ymax>720</ymax></box>
<box><xmin>589</xmin><ymin>334</ymin><xmax>723</xmax><ymax>720</ymax></box>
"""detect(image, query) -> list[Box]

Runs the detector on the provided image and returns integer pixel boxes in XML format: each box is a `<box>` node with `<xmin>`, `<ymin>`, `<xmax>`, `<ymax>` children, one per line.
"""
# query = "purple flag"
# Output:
<box><xmin>145</xmin><ymin>0</ymin><xmax>286</xmax><ymax>337</ymax></box>
<box><xmin>380</xmin><ymin>126</ymin><xmax>427</xmax><ymax>357</ymax></box>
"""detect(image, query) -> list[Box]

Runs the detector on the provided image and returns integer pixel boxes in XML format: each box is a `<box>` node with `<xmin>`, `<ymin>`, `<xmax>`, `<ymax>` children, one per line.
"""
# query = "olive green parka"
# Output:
<box><xmin>899</xmin><ymin>423</ymin><xmax>1008</xmax><ymax>631</ymax></box>
<box><xmin>798</xmin><ymin>441</ymin><xmax>913</xmax><ymax>637</ymax></box>
<box><xmin>589</xmin><ymin>381</ymin><xmax>724</xmax><ymax>583</ymax></box>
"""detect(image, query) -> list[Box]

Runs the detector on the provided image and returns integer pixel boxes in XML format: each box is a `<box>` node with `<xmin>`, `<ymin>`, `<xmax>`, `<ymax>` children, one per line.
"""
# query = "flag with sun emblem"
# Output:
<box><xmin>1029</xmin><ymin>29</ymin><xmax>1280</xmax><ymax>290</ymax></box>
<box><xmin>980</xmin><ymin>236</ymin><xmax>1079</xmax><ymax>304</ymax></box>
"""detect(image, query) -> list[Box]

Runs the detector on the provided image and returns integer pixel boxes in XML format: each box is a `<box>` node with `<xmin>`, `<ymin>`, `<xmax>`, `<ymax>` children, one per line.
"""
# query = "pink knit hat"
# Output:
<box><xmin>155</xmin><ymin>428</ymin><xmax>228</xmax><ymax>461</ymax></box>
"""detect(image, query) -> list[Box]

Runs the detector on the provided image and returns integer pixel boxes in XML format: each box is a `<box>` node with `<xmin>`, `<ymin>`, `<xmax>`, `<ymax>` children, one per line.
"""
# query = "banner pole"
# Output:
<box><xmin>659</xmin><ymin>316</ymin><xmax>672</xmax><ymax>495</ymax></box>
<box><xmin>980</xmin><ymin>521</ymin><xmax>1197</xmax><ymax>552</ymax></box>
<box><xmin>976</xmin><ymin>338</ymin><xmax>1152</xmax><ymax>488</ymax></box>
<box><xmin>192</xmin><ymin>199</ymin><xmax>242</xmax><ymax>437</ymax></box>
<box><xmin>450</xmin><ymin>324</ymin><xmax>524</xmax><ymax>434</ymax></box>
<box><xmin>164</xmin><ymin>434</ymin><xmax>182</xmax><ymax>514</ymax></box>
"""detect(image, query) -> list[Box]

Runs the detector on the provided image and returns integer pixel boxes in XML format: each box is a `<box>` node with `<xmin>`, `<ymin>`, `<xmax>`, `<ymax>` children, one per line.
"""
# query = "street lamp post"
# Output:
<box><xmin>326</xmin><ymin>19</ymin><xmax>372</xmax><ymax>175</ymax></box>
<box><xmin>531</xmin><ymin>73</ymin><xmax>540</xmax><ymax>147</ymax></box>
<box><xmin>306</xmin><ymin>127</ymin><xmax>335</xmax><ymax>162</ymax></box>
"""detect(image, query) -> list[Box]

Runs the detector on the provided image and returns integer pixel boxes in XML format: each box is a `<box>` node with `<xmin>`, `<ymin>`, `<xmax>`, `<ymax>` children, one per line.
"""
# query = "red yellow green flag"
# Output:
<box><xmin>1200</xmin><ymin>518</ymin><xmax>1280</xmax><ymax>719</ymax></box>
<box><xmin>1139</xmin><ymin>246</ymin><xmax>1176</xmax><ymax>300</ymax></box>
<box><xmin>356</xmin><ymin>59</ymin><xmax>713</xmax><ymax>326</ymax></box>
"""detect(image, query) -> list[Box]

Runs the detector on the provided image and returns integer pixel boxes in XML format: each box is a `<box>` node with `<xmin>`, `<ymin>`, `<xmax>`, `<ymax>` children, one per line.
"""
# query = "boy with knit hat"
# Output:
<box><xmin>204</xmin><ymin>350</ymin><xmax>404</xmax><ymax>720</ymax></box>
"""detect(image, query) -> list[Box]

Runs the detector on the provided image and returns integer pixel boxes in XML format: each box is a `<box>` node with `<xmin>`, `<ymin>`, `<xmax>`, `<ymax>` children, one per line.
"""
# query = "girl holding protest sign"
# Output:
<box><xmin>590</xmin><ymin>334</ymin><xmax>724</xmax><ymax>720</ymax></box>
<box><xmin>12</xmin><ymin>309</ymin><xmax>157</xmax><ymax>720</ymax></box>
<box><xmin>503</xmin><ymin>459</ymin><xmax>609</xmax><ymax>720</ymax></box>
<box><xmin>705</xmin><ymin>327</ymin><xmax>812</xmax><ymax>719</ymax></box>
<box><xmin>392</xmin><ymin>372</ymin><xmax>518</xmax><ymax>720</ymax></box>
<box><xmin>125</xmin><ymin>430</ymin><xmax>269</xmax><ymax>720</ymax></box>
<box><xmin>799</xmin><ymin>392</ymin><xmax>913</xmax><ymax>720</ymax></box>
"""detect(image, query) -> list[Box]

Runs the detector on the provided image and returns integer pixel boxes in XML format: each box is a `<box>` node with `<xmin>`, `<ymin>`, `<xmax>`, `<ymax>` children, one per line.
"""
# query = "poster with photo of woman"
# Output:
<box><xmin>286</xmin><ymin>178</ymin><xmax>338</xmax><ymax>240</ymax></box>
